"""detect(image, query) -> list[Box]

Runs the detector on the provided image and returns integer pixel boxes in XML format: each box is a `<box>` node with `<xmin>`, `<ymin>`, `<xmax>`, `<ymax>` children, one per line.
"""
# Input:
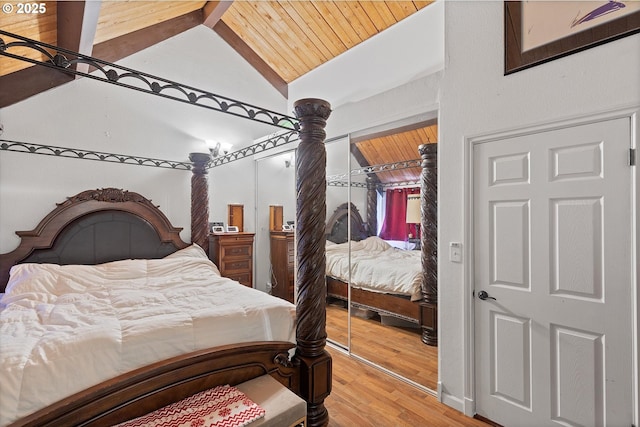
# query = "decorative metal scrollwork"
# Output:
<box><xmin>326</xmin><ymin>159</ymin><xmax>421</xmax><ymax>187</ymax></box>
<box><xmin>379</xmin><ymin>180</ymin><xmax>420</xmax><ymax>188</ymax></box>
<box><xmin>0</xmin><ymin>31</ymin><xmax>299</xmax><ymax>131</ymax></box>
<box><xmin>352</xmin><ymin>159</ymin><xmax>422</xmax><ymax>176</ymax></box>
<box><xmin>0</xmin><ymin>139</ymin><xmax>192</xmax><ymax>170</ymax></box>
<box><xmin>326</xmin><ymin>180</ymin><xmax>368</xmax><ymax>188</ymax></box>
<box><xmin>0</xmin><ymin>132</ymin><xmax>302</xmax><ymax>170</ymax></box>
<box><xmin>208</xmin><ymin>130</ymin><xmax>299</xmax><ymax>167</ymax></box>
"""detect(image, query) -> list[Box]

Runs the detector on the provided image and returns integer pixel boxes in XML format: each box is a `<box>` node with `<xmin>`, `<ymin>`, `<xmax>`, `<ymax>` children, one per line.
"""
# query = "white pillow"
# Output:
<box><xmin>4</xmin><ymin>259</ymin><xmax>145</xmax><ymax>298</ymax></box>
<box><xmin>163</xmin><ymin>244</ymin><xmax>208</xmax><ymax>260</ymax></box>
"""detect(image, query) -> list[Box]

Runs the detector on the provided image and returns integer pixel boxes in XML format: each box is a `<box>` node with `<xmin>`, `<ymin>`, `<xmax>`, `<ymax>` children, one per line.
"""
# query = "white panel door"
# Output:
<box><xmin>474</xmin><ymin>118</ymin><xmax>633</xmax><ymax>427</ymax></box>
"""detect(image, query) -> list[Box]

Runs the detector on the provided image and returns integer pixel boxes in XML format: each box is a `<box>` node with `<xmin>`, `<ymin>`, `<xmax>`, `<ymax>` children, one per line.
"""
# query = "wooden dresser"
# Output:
<box><xmin>270</xmin><ymin>231</ymin><xmax>295</xmax><ymax>303</ymax></box>
<box><xmin>209</xmin><ymin>233</ymin><xmax>255</xmax><ymax>287</ymax></box>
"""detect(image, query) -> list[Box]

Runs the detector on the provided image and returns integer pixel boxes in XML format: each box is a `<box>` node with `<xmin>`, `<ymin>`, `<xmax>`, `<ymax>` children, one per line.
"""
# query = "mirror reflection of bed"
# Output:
<box><xmin>325</xmin><ymin>120</ymin><xmax>438</xmax><ymax>392</ymax></box>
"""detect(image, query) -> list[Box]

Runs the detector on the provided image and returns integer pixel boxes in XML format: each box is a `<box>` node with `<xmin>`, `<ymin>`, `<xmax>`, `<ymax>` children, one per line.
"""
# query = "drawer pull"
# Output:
<box><xmin>229</xmin><ymin>262</ymin><xmax>247</xmax><ymax>270</ymax></box>
<box><xmin>226</xmin><ymin>247</ymin><xmax>249</xmax><ymax>256</ymax></box>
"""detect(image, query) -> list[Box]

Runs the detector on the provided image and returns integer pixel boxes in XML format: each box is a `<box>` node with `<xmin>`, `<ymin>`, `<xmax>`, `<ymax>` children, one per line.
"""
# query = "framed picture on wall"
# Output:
<box><xmin>504</xmin><ymin>1</ymin><xmax>640</xmax><ymax>74</ymax></box>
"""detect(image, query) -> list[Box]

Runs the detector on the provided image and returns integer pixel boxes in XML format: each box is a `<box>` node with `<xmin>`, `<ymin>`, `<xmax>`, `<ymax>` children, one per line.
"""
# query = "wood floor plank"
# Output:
<box><xmin>327</xmin><ymin>304</ymin><xmax>438</xmax><ymax>390</ymax></box>
<box><xmin>326</xmin><ymin>345</ymin><xmax>489</xmax><ymax>426</ymax></box>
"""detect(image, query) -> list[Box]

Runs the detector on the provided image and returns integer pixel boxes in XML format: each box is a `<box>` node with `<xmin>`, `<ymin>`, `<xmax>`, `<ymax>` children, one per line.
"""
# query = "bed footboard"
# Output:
<box><xmin>326</xmin><ymin>276</ymin><xmax>425</xmax><ymax>329</ymax></box>
<box><xmin>9</xmin><ymin>342</ymin><xmax>298</xmax><ymax>427</ymax></box>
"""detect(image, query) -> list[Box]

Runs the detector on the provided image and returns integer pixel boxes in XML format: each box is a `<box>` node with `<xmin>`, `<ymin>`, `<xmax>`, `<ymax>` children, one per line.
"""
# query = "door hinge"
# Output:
<box><xmin>631</xmin><ymin>148</ymin><xmax>636</xmax><ymax>166</ymax></box>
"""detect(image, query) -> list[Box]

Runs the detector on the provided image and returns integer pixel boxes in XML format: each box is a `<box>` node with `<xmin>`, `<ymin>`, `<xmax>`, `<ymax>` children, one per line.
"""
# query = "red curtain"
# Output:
<box><xmin>378</xmin><ymin>187</ymin><xmax>419</xmax><ymax>240</ymax></box>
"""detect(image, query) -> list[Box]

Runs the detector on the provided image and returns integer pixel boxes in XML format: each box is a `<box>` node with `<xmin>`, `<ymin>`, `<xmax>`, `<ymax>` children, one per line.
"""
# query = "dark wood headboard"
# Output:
<box><xmin>325</xmin><ymin>202</ymin><xmax>369</xmax><ymax>244</ymax></box>
<box><xmin>0</xmin><ymin>188</ymin><xmax>190</xmax><ymax>292</ymax></box>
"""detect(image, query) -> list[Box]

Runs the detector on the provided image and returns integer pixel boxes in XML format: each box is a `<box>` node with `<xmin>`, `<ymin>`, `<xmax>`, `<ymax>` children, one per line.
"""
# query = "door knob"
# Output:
<box><xmin>477</xmin><ymin>290</ymin><xmax>496</xmax><ymax>301</ymax></box>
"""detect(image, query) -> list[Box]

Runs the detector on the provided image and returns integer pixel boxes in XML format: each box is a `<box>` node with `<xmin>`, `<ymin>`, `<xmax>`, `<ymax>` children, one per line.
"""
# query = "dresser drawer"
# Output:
<box><xmin>270</xmin><ymin>231</ymin><xmax>295</xmax><ymax>303</ymax></box>
<box><xmin>208</xmin><ymin>233</ymin><xmax>255</xmax><ymax>288</ymax></box>
<box><xmin>220</xmin><ymin>244</ymin><xmax>252</xmax><ymax>259</ymax></box>
<box><xmin>220</xmin><ymin>258</ymin><xmax>251</xmax><ymax>272</ymax></box>
<box><xmin>225</xmin><ymin>272</ymin><xmax>252</xmax><ymax>287</ymax></box>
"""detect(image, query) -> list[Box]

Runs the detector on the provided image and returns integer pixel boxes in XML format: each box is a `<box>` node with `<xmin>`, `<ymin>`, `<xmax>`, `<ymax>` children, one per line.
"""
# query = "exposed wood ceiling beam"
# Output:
<box><xmin>350</xmin><ymin>142</ymin><xmax>382</xmax><ymax>186</ymax></box>
<box><xmin>0</xmin><ymin>65</ymin><xmax>73</xmax><ymax>108</ymax></box>
<box><xmin>92</xmin><ymin>9</ymin><xmax>204</xmax><ymax>64</ymax></box>
<box><xmin>203</xmin><ymin>1</ymin><xmax>234</xmax><ymax>28</ymax></box>
<box><xmin>213</xmin><ymin>20</ymin><xmax>288</xmax><ymax>99</ymax></box>
<box><xmin>57</xmin><ymin>0</ymin><xmax>102</xmax><ymax>74</ymax></box>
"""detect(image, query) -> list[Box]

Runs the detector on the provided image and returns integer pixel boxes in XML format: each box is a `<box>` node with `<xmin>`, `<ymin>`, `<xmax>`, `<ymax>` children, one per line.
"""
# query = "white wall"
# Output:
<box><xmin>208</xmin><ymin>157</ymin><xmax>257</xmax><ymax>230</ymax></box>
<box><xmin>438</xmin><ymin>0</ymin><xmax>640</xmax><ymax>413</ymax></box>
<box><xmin>0</xmin><ymin>151</ymin><xmax>192</xmax><ymax>252</ymax></box>
<box><xmin>325</xmin><ymin>71</ymin><xmax>441</xmax><ymax>143</ymax></box>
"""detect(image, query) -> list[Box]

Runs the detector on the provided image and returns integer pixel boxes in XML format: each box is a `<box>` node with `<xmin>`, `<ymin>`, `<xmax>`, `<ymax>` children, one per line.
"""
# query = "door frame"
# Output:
<box><xmin>461</xmin><ymin>106</ymin><xmax>640</xmax><ymax>424</ymax></box>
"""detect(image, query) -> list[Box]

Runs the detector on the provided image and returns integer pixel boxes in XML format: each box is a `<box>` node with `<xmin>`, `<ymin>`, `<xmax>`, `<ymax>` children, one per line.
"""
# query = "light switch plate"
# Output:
<box><xmin>449</xmin><ymin>242</ymin><xmax>462</xmax><ymax>263</ymax></box>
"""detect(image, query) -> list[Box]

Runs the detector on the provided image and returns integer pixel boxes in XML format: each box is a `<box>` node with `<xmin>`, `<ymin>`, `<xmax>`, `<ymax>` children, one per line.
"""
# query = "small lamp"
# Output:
<box><xmin>405</xmin><ymin>194</ymin><xmax>421</xmax><ymax>240</ymax></box>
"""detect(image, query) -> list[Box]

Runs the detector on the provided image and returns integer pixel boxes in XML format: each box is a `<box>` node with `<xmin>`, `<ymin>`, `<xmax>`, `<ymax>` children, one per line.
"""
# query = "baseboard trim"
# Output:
<box><xmin>439</xmin><ymin>388</ymin><xmax>465</xmax><ymax>413</ymax></box>
<box><xmin>464</xmin><ymin>397</ymin><xmax>475</xmax><ymax>417</ymax></box>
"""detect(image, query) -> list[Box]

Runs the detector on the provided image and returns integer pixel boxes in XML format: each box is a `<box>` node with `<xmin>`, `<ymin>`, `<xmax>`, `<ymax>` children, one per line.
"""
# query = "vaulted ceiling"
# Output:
<box><xmin>1</xmin><ymin>1</ymin><xmax>437</xmax><ymax>176</ymax></box>
<box><xmin>1</xmin><ymin>0</ymin><xmax>433</xmax><ymax>106</ymax></box>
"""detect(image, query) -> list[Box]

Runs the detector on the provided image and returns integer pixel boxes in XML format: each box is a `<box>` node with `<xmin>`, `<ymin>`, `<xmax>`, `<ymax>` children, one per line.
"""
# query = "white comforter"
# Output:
<box><xmin>0</xmin><ymin>245</ymin><xmax>296</xmax><ymax>426</ymax></box>
<box><xmin>325</xmin><ymin>236</ymin><xmax>422</xmax><ymax>301</ymax></box>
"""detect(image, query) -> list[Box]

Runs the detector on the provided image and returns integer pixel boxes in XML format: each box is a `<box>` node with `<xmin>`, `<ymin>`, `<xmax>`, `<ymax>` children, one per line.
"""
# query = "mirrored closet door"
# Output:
<box><xmin>255</xmin><ymin>123</ymin><xmax>439</xmax><ymax>393</ymax></box>
<box><xmin>344</xmin><ymin>119</ymin><xmax>439</xmax><ymax>392</ymax></box>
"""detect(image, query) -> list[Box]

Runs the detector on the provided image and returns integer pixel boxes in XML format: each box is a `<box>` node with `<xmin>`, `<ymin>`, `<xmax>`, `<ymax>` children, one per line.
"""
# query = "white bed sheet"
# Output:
<box><xmin>0</xmin><ymin>245</ymin><xmax>296</xmax><ymax>426</ymax></box>
<box><xmin>325</xmin><ymin>236</ymin><xmax>422</xmax><ymax>301</ymax></box>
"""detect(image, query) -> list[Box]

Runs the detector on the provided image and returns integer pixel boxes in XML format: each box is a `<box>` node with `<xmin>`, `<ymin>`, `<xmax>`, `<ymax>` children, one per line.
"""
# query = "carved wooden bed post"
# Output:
<box><xmin>419</xmin><ymin>143</ymin><xmax>438</xmax><ymax>346</ymax></box>
<box><xmin>189</xmin><ymin>152</ymin><xmax>212</xmax><ymax>254</ymax></box>
<box><xmin>366</xmin><ymin>177</ymin><xmax>378</xmax><ymax>237</ymax></box>
<box><xmin>293</xmin><ymin>98</ymin><xmax>332</xmax><ymax>427</ymax></box>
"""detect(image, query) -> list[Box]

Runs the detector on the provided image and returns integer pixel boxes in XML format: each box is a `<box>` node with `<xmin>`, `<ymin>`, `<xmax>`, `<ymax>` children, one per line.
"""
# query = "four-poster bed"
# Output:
<box><xmin>0</xmin><ymin>98</ymin><xmax>333</xmax><ymax>426</ymax></box>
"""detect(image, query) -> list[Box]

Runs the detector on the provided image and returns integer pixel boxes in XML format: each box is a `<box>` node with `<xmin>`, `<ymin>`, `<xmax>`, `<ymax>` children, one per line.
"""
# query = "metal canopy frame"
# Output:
<box><xmin>0</xmin><ymin>139</ymin><xmax>193</xmax><ymax>170</ymax></box>
<box><xmin>0</xmin><ymin>30</ymin><xmax>306</xmax><ymax>168</ymax></box>
<box><xmin>0</xmin><ymin>30</ymin><xmax>299</xmax><ymax>131</ymax></box>
<box><xmin>0</xmin><ymin>130</ymin><xmax>301</xmax><ymax>170</ymax></box>
<box><xmin>326</xmin><ymin>159</ymin><xmax>422</xmax><ymax>187</ymax></box>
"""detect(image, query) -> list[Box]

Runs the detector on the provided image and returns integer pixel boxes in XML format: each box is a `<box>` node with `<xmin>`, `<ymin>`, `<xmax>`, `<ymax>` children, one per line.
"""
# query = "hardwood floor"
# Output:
<box><xmin>325</xmin><ymin>345</ymin><xmax>488</xmax><ymax>427</ymax></box>
<box><xmin>326</xmin><ymin>304</ymin><xmax>438</xmax><ymax>390</ymax></box>
<box><xmin>324</xmin><ymin>303</ymin><xmax>487</xmax><ymax>425</ymax></box>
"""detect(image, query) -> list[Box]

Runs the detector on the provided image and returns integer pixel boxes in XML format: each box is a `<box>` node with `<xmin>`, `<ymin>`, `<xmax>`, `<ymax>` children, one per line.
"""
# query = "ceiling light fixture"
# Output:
<box><xmin>206</xmin><ymin>140</ymin><xmax>233</xmax><ymax>157</ymax></box>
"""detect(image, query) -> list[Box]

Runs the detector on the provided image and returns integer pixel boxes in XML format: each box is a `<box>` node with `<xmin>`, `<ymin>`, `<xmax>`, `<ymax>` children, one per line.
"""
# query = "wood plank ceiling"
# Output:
<box><xmin>353</xmin><ymin>122</ymin><xmax>437</xmax><ymax>184</ymax></box>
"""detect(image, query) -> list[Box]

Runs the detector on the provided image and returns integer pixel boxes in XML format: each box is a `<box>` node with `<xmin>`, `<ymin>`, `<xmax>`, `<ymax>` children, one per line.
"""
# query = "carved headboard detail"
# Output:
<box><xmin>325</xmin><ymin>202</ymin><xmax>369</xmax><ymax>244</ymax></box>
<box><xmin>0</xmin><ymin>188</ymin><xmax>189</xmax><ymax>291</ymax></box>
